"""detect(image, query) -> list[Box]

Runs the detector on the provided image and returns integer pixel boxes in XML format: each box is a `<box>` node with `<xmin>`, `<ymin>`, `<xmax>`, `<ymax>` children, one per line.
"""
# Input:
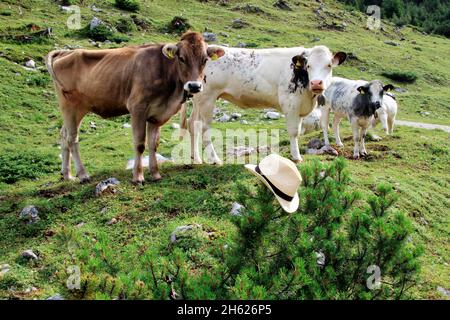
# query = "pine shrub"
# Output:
<box><xmin>62</xmin><ymin>158</ymin><xmax>422</xmax><ymax>299</ymax></box>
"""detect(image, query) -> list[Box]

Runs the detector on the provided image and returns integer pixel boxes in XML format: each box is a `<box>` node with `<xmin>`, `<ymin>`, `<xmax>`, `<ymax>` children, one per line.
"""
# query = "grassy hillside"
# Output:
<box><xmin>0</xmin><ymin>0</ymin><xmax>449</xmax><ymax>299</ymax></box>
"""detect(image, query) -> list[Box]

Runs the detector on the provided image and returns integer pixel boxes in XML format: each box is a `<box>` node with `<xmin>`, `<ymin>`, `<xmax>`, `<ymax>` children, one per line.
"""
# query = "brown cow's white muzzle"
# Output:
<box><xmin>310</xmin><ymin>80</ymin><xmax>324</xmax><ymax>94</ymax></box>
<box><xmin>184</xmin><ymin>81</ymin><xmax>203</xmax><ymax>94</ymax></box>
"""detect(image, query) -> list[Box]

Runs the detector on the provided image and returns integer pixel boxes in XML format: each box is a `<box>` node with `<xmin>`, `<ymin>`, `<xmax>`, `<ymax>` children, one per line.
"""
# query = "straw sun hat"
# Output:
<box><xmin>244</xmin><ymin>154</ymin><xmax>302</xmax><ymax>213</ymax></box>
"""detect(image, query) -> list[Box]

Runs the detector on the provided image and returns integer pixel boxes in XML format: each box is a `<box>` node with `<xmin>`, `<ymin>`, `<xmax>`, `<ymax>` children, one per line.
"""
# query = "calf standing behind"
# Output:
<box><xmin>320</xmin><ymin>77</ymin><xmax>394</xmax><ymax>159</ymax></box>
<box><xmin>181</xmin><ymin>45</ymin><xmax>346</xmax><ymax>164</ymax></box>
<box><xmin>372</xmin><ymin>93</ymin><xmax>398</xmax><ymax>135</ymax></box>
<box><xmin>45</xmin><ymin>32</ymin><xmax>224</xmax><ymax>183</ymax></box>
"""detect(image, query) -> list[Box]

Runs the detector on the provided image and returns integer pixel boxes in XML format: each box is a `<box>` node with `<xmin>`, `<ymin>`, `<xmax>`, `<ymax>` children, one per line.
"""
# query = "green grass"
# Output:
<box><xmin>0</xmin><ymin>0</ymin><xmax>449</xmax><ymax>299</ymax></box>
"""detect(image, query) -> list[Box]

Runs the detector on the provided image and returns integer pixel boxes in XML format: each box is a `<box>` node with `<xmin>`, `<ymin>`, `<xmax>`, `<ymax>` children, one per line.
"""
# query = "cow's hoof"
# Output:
<box><xmin>132</xmin><ymin>179</ymin><xmax>145</xmax><ymax>186</ymax></box>
<box><xmin>360</xmin><ymin>152</ymin><xmax>368</xmax><ymax>157</ymax></box>
<box><xmin>61</xmin><ymin>174</ymin><xmax>75</xmax><ymax>181</ymax></box>
<box><xmin>79</xmin><ymin>176</ymin><xmax>91</xmax><ymax>184</ymax></box>
<box><xmin>151</xmin><ymin>173</ymin><xmax>162</xmax><ymax>181</ymax></box>
<box><xmin>192</xmin><ymin>158</ymin><xmax>203</xmax><ymax>165</ymax></box>
<box><xmin>211</xmin><ymin>159</ymin><xmax>223</xmax><ymax>166</ymax></box>
<box><xmin>352</xmin><ymin>154</ymin><xmax>360</xmax><ymax>160</ymax></box>
<box><xmin>336</xmin><ymin>143</ymin><xmax>344</xmax><ymax>148</ymax></box>
<box><xmin>292</xmin><ymin>158</ymin><xmax>303</xmax><ymax>164</ymax></box>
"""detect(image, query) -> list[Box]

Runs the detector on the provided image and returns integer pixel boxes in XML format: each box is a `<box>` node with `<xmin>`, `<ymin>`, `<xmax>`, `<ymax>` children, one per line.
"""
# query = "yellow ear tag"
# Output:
<box><xmin>360</xmin><ymin>91</ymin><xmax>365</xmax><ymax>95</ymax></box>
<box><xmin>295</xmin><ymin>61</ymin><xmax>301</xmax><ymax>69</ymax></box>
<box><xmin>167</xmin><ymin>50</ymin><xmax>174</xmax><ymax>59</ymax></box>
<box><xmin>211</xmin><ymin>53</ymin><xmax>219</xmax><ymax>61</ymax></box>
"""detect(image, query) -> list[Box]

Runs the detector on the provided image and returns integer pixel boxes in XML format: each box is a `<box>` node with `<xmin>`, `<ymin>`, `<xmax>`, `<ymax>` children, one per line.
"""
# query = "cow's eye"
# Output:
<box><xmin>202</xmin><ymin>58</ymin><xmax>208</xmax><ymax>65</ymax></box>
<box><xmin>307</xmin><ymin>65</ymin><xmax>311</xmax><ymax>69</ymax></box>
<box><xmin>327</xmin><ymin>64</ymin><xmax>332</xmax><ymax>68</ymax></box>
<box><xmin>179</xmin><ymin>56</ymin><xmax>186</xmax><ymax>64</ymax></box>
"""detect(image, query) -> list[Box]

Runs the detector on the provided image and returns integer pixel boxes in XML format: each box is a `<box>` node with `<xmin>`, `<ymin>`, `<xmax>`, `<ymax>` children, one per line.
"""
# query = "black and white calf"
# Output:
<box><xmin>320</xmin><ymin>77</ymin><xmax>394</xmax><ymax>159</ymax></box>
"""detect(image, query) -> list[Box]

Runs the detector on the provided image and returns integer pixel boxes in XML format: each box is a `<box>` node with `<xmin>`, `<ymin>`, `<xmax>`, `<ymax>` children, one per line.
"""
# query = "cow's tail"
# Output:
<box><xmin>179</xmin><ymin>103</ymin><xmax>188</xmax><ymax>141</ymax></box>
<box><xmin>45</xmin><ymin>50</ymin><xmax>66</xmax><ymax>91</ymax></box>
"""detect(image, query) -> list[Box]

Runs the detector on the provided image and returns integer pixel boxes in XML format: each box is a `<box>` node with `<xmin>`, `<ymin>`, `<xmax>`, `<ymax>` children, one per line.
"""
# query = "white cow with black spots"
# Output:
<box><xmin>180</xmin><ymin>45</ymin><xmax>347</xmax><ymax>164</ymax></box>
<box><xmin>320</xmin><ymin>77</ymin><xmax>394</xmax><ymax>159</ymax></box>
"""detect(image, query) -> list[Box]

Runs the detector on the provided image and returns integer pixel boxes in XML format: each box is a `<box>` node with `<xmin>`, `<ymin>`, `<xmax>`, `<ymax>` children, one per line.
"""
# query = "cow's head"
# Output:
<box><xmin>291</xmin><ymin>46</ymin><xmax>346</xmax><ymax>95</ymax></box>
<box><xmin>162</xmin><ymin>32</ymin><xmax>225</xmax><ymax>94</ymax></box>
<box><xmin>356</xmin><ymin>80</ymin><xmax>394</xmax><ymax>116</ymax></box>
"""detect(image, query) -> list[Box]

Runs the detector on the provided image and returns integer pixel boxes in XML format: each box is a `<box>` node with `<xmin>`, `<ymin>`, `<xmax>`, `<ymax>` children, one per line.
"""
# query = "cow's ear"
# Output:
<box><xmin>357</xmin><ymin>86</ymin><xmax>368</xmax><ymax>95</ymax></box>
<box><xmin>162</xmin><ymin>44</ymin><xmax>178</xmax><ymax>60</ymax></box>
<box><xmin>332</xmin><ymin>52</ymin><xmax>347</xmax><ymax>66</ymax></box>
<box><xmin>292</xmin><ymin>55</ymin><xmax>305</xmax><ymax>69</ymax></box>
<box><xmin>207</xmin><ymin>46</ymin><xmax>225</xmax><ymax>61</ymax></box>
<box><xmin>383</xmin><ymin>84</ymin><xmax>394</xmax><ymax>92</ymax></box>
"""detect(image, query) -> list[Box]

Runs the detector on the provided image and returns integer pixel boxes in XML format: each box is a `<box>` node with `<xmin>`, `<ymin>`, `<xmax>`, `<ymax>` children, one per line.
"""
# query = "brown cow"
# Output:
<box><xmin>45</xmin><ymin>32</ymin><xmax>225</xmax><ymax>184</ymax></box>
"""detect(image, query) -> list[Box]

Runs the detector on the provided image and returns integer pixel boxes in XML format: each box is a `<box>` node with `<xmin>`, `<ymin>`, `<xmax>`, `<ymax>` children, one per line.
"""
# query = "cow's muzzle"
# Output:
<box><xmin>310</xmin><ymin>80</ymin><xmax>324</xmax><ymax>94</ymax></box>
<box><xmin>184</xmin><ymin>81</ymin><xmax>203</xmax><ymax>94</ymax></box>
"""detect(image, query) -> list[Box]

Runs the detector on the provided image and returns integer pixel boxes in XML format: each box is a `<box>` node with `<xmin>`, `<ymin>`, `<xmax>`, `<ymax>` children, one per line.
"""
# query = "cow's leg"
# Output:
<box><xmin>60</xmin><ymin>126</ymin><xmax>73</xmax><ymax>180</ymax></box>
<box><xmin>61</xmin><ymin>107</ymin><xmax>89</xmax><ymax>183</ymax></box>
<box><xmin>130</xmin><ymin>114</ymin><xmax>147</xmax><ymax>184</ymax></box>
<box><xmin>147</xmin><ymin>123</ymin><xmax>162</xmax><ymax>181</ymax></box>
<box><xmin>351</xmin><ymin>118</ymin><xmax>360</xmax><ymax>159</ymax></box>
<box><xmin>360</xmin><ymin>126</ymin><xmax>368</xmax><ymax>156</ymax></box>
<box><xmin>387</xmin><ymin>115</ymin><xmax>395</xmax><ymax>135</ymax></box>
<box><xmin>286</xmin><ymin>114</ymin><xmax>303</xmax><ymax>163</ymax></box>
<box><xmin>379</xmin><ymin>112</ymin><xmax>389</xmax><ymax>134</ymax></box>
<box><xmin>333</xmin><ymin>114</ymin><xmax>344</xmax><ymax>147</ymax></box>
<box><xmin>189</xmin><ymin>94</ymin><xmax>220</xmax><ymax>164</ymax></box>
<box><xmin>321</xmin><ymin>106</ymin><xmax>331</xmax><ymax>146</ymax></box>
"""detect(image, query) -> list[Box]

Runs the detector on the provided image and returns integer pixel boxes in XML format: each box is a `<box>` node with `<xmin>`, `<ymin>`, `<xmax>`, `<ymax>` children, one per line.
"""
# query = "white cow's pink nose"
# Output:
<box><xmin>310</xmin><ymin>80</ymin><xmax>324</xmax><ymax>90</ymax></box>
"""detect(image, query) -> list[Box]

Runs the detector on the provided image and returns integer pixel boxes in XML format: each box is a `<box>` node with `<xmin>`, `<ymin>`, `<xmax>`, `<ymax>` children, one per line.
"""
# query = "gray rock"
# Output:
<box><xmin>273</xmin><ymin>0</ymin><xmax>292</xmax><ymax>11</ymax></box>
<box><xmin>240</xmin><ymin>120</ymin><xmax>249</xmax><ymax>125</ymax></box>
<box><xmin>122</xmin><ymin>123</ymin><xmax>131</xmax><ymax>128</ymax></box>
<box><xmin>219</xmin><ymin>32</ymin><xmax>229</xmax><ymax>38</ymax></box>
<box><xmin>394</xmin><ymin>87</ymin><xmax>407</xmax><ymax>93</ymax></box>
<box><xmin>203</xmin><ymin>32</ymin><xmax>217</xmax><ymax>43</ymax></box>
<box><xmin>89</xmin><ymin>121</ymin><xmax>96</xmax><ymax>129</ymax></box>
<box><xmin>95</xmin><ymin>178</ymin><xmax>120</xmax><ymax>197</ymax></box>
<box><xmin>106</xmin><ymin>218</ymin><xmax>118</xmax><ymax>226</ymax></box>
<box><xmin>231</xmin><ymin>112</ymin><xmax>242</xmax><ymax>120</ymax></box>
<box><xmin>265</xmin><ymin>111</ymin><xmax>281</xmax><ymax>120</ymax></box>
<box><xmin>46</xmin><ymin>294</ymin><xmax>64</xmax><ymax>300</ymax></box>
<box><xmin>384</xmin><ymin>41</ymin><xmax>399</xmax><ymax>46</ymax></box>
<box><xmin>170</xmin><ymin>224</ymin><xmax>202</xmax><ymax>244</ymax></box>
<box><xmin>60</xmin><ymin>6</ymin><xmax>72</xmax><ymax>12</ymax></box>
<box><xmin>171</xmin><ymin>123</ymin><xmax>180</xmax><ymax>129</ymax></box>
<box><xmin>89</xmin><ymin>17</ymin><xmax>102</xmax><ymax>31</ymax></box>
<box><xmin>366</xmin><ymin>132</ymin><xmax>382</xmax><ymax>142</ymax></box>
<box><xmin>231</xmin><ymin>18</ymin><xmax>249</xmax><ymax>29</ymax></box>
<box><xmin>230</xmin><ymin>202</ymin><xmax>244</xmax><ymax>216</ymax></box>
<box><xmin>90</xmin><ymin>5</ymin><xmax>102</xmax><ymax>12</ymax></box>
<box><xmin>25</xmin><ymin>59</ymin><xmax>36</xmax><ymax>69</ymax></box>
<box><xmin>312</xmin><ymin>37</ymin><xmax>321</xmax><ymax>42</ymax></box>
<box><xmin>0</xmin><ymin>264</ymin><xmax>10</xmax><ymax>276</ymax></box>
<box><xmin>307</xmin><ymin>138</ymin><xmax>324</xmax><ymax>150</ymax></box>
<box><xmin>437</xmin><ymin>286</ymin><xmax>450</xmax><ymax>298</ymax></box>
<box><xmin>22</xmin><ymin>250</ymin><xmax>38</xmax><ymax>260</ymax></box>
<box><xmin>236</xmin><ymin>42</ymin><xmax>247</xmax><ymax>48</ymax></box>
<box><xmin>20</xmin><ymin>205</ymin><xmax>40</xmax><ymax>224</ymax></box>
<box><xmin>305</xmin><ymin>145</ymin><xmax>338</xmax><ymax>156</ymax></box>
<box><xmin>227</xmin><ymin>146</ymin><xmax>255</xmax><ymax>157</ymax></box>
<box><xmin>217</xmin><ymin>113</ymin><xmax>231</xmax><ymax>122</ymax></box>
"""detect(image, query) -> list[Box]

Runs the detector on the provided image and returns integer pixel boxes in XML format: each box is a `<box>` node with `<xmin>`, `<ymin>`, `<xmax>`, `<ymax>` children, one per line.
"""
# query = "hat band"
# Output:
<box><xmin>255</xmin><ymin>165</ymin><xmax>294</xmax><ymax>202</ymax></box>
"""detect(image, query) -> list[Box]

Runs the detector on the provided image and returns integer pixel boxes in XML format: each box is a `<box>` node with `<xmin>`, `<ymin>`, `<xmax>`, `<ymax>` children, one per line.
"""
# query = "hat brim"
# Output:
<box><xmin>244</xmin><ymin>164</ymin><xmax>299</xmax><ymax>213</ymax></box>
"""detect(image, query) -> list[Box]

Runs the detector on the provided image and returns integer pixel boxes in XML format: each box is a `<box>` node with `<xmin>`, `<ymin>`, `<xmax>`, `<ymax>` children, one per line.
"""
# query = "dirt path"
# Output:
<box><xmin>396</xmin><ymin>120</ymin><xmax>450</xmax><ymax>133</ymax></box>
